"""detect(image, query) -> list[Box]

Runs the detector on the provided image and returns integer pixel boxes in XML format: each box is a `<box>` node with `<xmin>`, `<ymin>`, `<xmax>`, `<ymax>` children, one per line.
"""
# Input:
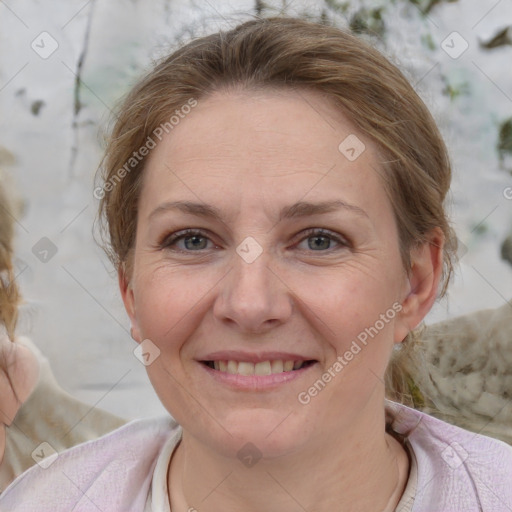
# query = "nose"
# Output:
<box><xmin>213</xmin><ymin>247</ymin><xmax>293</xmax><ymax>334</ymax></box>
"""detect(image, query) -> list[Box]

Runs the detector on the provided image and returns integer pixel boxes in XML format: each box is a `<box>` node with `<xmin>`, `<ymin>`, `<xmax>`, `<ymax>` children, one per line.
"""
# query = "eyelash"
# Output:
<box><xmin>159</xmin><ymin>228</ymin><xmax>351</xmax><ymax>254</ymax></box>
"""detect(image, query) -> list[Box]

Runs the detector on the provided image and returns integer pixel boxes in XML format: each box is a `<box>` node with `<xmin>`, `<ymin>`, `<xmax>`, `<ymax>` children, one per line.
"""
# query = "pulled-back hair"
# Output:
<box><xmin>97</xmin><ymin>16</ymin><xmax>458</xmax><ymax>406</ymax></box>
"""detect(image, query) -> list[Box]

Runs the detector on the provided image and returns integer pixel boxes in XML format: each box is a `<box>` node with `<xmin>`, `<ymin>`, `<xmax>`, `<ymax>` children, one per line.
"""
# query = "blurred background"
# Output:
<box><xmin>0</xmin><ymin>0</ymin><xmax>511</xmax><ymax>420</ymax></box>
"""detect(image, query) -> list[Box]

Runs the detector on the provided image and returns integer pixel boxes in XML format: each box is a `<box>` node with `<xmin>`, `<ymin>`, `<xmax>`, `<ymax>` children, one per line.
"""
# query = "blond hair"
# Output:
<box><xmin>97</xmin><ymin>16</ymin><xmax>457</xmax><ymax>406</ymax></box>
<box><xmin>0</xmin><ymin>173</ymin><xmax>21</xmax><ymax>340</ymax></box>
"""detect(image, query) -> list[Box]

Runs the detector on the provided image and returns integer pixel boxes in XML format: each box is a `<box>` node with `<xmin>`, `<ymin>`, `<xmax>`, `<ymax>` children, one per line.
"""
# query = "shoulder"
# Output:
<box><xmin>386</xmin><ymin>401</ymin><xmax>512</xmax><ymax>511</ymax></box>
<box><xmin>0</xmin><ymin>415</ymin><xmax>181</xmax><ymax>511</ymax></box>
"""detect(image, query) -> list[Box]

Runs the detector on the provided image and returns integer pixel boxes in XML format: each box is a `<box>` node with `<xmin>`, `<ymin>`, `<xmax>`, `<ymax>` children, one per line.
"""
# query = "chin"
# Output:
<box><xmin>206</xmin><ymin>408</ymin><xmax>314</xmax><ymax>460</ymax></box>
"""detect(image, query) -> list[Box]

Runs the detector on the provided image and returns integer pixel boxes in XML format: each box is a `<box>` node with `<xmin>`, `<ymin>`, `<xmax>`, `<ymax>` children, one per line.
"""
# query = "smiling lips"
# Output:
<box><xmin>198</xmin><ymin>353</ymin><xmax>318</xmax><ymax>390</ymax></box>
<box><xmin>203</xmin><ymin>359</ymin><xmax>316</xmax><ymax>376</ymax></box>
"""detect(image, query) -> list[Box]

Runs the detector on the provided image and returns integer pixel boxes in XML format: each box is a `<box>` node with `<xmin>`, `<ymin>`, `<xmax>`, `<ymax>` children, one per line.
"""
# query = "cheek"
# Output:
<box><xmin>301</xmin><ymin>261</ymin><xmax>401</xmax><ymax>329</ymax></box>
<box><xmin>296</xmin><ymin>260</ymin><xmax>402</xmax><ymax>376</ymax></box>
<box><xmin>132</xmin><ymin>267</ymin><xmax>215</xmax><ymax>349</ymax></box>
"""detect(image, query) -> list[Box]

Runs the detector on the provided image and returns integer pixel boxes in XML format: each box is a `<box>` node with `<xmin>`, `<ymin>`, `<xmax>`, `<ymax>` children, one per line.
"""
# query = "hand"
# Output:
<box><xmin>0</xmin><ymin>326</ymin><xmax>39</xmax><ymax>465</ymax></box>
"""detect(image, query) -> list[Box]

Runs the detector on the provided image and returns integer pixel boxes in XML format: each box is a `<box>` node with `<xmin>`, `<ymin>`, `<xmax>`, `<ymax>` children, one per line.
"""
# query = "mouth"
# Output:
<box><xmin>200</xmin><ymin>359</ymin><xmax>317</xmax><ymax>376</ymax></box>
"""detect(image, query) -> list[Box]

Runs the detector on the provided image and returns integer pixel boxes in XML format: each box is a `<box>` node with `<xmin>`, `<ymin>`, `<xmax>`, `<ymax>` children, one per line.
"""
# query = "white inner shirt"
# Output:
<box><xmin>146</xmin><ymin>433</ymin><xmax>418</xmax><ymax>511</ymax></box>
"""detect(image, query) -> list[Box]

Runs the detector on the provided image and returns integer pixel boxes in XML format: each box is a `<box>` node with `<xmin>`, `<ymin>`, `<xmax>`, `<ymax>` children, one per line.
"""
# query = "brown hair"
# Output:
<box><xmin>0</xmin><ymin>174</ymin><xmax>21</xmax><ymax>340</ymax></box>
<box><xmin>96</xmin><ymin>16</ymin><xmax>457</xmax><ymax>406</ymax></box>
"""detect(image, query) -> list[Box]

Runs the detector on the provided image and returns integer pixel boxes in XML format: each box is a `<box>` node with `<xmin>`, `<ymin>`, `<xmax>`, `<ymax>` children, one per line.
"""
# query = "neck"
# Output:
<box><xmin>168</xmin><ymin>405</ymin><xmax>410</xmax><ymax>512</ymax></box>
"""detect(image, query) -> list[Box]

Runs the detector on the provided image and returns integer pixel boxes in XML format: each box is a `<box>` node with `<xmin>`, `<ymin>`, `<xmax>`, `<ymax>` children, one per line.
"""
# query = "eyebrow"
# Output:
<box><xmin>149</xmin><ymin>199</ymin><xmax>369</xmax><ymax>223</ymax></box>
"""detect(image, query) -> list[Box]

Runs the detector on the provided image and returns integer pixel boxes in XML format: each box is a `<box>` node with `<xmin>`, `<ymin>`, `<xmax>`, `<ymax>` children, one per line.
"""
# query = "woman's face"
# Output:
<box><xmin>121</xmin><ymin>88</ymin><xmax>417</xmax><ymax>458</ymax></box>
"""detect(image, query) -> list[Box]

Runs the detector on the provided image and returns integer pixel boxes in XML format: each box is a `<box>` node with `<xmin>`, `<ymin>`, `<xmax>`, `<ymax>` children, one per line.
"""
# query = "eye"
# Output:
<box><xmin>295</xmin><ymin>228</ymin><xmax>350</xmax><ymax>252</ymax></box>
<box><xmin>160</xmin><ymin>229</ymin><xmax>215</xmax><ymax>252</ymax></box>
<box><xmin>159</xmin><ymin>228</ymin><xmax>350</xmax><ymax>254</ymax></box>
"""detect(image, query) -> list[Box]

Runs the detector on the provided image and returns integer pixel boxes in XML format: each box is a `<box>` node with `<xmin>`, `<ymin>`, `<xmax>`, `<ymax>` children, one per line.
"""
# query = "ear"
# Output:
<box><xmin>394</xmin><ymin>227</ymin><xmax>445</xmax><ymax>343</ymax></box>
<box><xmin>118</xmin><ymin>264</ymin><xmax>142</xmax><ymax>343</ymax></box>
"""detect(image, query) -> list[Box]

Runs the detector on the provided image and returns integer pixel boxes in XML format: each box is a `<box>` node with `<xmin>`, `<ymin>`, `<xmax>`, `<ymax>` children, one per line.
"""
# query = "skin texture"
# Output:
<box><xmin>0</xmin><ymin>327</ymin><xmax>39</xmax><ymax>466</ymax></box>
<box><xmin>120</xmin><ymin>88</ymin><xmax>444</xmax><ymax>511</ymax></box>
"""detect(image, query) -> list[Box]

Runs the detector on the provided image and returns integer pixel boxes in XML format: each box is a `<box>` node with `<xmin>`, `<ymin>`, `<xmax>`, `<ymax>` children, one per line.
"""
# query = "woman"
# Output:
<box><xmin>1</xmin><ymin>15</ymin><xmax>511</xmax><ymax>511</ymax></box>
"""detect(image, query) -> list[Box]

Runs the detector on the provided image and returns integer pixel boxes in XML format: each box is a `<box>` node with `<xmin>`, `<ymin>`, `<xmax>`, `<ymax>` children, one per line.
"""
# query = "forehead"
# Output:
<box><xmin>139</xmin><ymin>88</ymin><xmax>390</xmax><ymax>224</ymax></box>
<box><xmin>161</xmin><ymin>87</ymin><xmax>360</xmax><ymax>164</ymax></box>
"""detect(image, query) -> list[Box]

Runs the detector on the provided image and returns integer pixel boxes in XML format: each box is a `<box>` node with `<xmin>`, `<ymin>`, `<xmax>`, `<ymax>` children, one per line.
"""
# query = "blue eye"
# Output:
<box><xmin>160</xmin><ymin>228</ymin><xmax>350</xmax><ymax>253</ymax></box>
<box><xmin>161</xmin><ymin>229</ymin><xmax>212</xmax><ymax>251</ymax></box>
<box><xmin>297</xmin><ymin>228</ymin><xmax>350</xmax><ymax>252</ymax></box>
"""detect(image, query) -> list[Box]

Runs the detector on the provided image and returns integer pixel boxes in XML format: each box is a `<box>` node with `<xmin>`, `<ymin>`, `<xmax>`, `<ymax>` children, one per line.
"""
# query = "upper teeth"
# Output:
<box><xmin>211</xmin><ymin>360</ymin><xmax>306</xmax><ymax>375</ymax></box>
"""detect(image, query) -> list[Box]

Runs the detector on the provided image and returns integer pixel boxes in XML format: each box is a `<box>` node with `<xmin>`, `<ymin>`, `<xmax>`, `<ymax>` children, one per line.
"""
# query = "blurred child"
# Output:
<box><xmin>0</xmin><ymin>170</ymin><xmax>125</xmax><ymax>492</ymax></box>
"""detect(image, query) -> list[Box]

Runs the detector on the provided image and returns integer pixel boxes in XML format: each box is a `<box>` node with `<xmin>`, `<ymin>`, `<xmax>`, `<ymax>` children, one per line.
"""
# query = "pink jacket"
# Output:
<box><xmin>1</xmin><ymin>401</ymin><xmax>511</xmax><ymax>511</ymax></box>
